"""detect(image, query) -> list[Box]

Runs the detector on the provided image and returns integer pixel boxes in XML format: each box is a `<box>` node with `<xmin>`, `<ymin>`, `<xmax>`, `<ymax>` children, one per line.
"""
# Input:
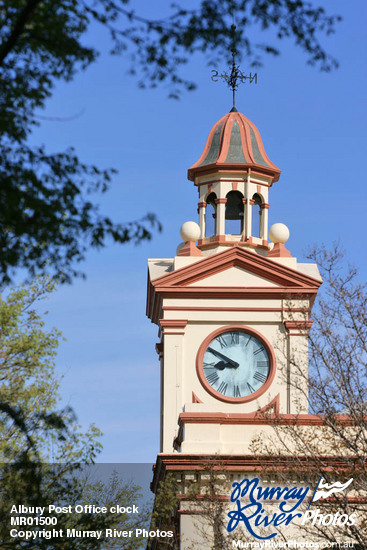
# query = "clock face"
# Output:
<box><xmin>202</xmin><ymin>329</ymin><xmax>270</xmax><ymax>399</ymax></box>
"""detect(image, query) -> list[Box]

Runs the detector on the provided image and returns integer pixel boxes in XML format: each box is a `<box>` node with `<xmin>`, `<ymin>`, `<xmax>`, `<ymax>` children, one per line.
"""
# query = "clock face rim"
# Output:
<box><xmin>196</xmin><ymin>325</ymin><xmax>276</xmax><ymax>404</ymax></box>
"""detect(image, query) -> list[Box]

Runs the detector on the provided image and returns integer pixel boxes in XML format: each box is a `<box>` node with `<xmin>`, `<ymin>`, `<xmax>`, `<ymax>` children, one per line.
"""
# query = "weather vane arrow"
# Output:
<box><xmin>211</xmin><ymin>23</ymin><xmax>257</xmax><ymax>111</ymax></box>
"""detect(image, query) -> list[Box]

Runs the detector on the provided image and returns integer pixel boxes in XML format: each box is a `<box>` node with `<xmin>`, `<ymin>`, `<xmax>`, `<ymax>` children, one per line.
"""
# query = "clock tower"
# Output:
<box><xmin>146</xmin><ymin>108</ymin><xmax>322</xmax><ymax>547</ymax></box>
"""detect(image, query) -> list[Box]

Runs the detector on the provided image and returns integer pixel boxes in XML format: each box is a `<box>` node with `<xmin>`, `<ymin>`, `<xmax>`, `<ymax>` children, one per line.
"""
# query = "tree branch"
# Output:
<box><xmin>0</xmin><ymin>0</ymin><xmax>43</xmax><ymax>66</ymax></box>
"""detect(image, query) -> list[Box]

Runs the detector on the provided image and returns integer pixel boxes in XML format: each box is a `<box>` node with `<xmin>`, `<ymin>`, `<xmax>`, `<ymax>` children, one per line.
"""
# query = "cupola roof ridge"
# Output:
<box><xmin>188</xmin><ymin>109</ymin><xmax>281</xmax><ymax>182</ymax></box>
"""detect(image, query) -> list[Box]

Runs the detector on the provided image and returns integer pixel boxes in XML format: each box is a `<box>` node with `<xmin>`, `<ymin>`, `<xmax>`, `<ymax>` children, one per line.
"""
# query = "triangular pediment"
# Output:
<box><xmin>188</xmin><ymin>266</ymin><xmax>280</xmax><ymax>288</ymax></box>
<box><xmin>150</xmin><ymin>246</ymin><xmax>321</xmax><ymax>289</ymax></box>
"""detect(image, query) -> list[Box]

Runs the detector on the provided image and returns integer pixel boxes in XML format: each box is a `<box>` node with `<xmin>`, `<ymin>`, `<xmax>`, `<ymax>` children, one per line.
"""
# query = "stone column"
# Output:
<box><xmin>284</xmin><ymin>320</ymin><xmax>313</xmax><ymax>414</ymax></box>
<box><xmin>243</xmin><ymin>198</ymin><xmax>255</xmax><ymax>239</ymax></box>
<box><xmin>155</xmin><ymin>342</ymin><xmax>164</xmax><ymax>452</ymax></box>
<box><xmin>260</xmin><ymin>202</ymin><xmax>270</xmax><ymax>241</ymax></box>
<box><xmin>242</xmin><ymin>198</ymin><xmax>248</xmax><ymax>237</ymax></box>
<box><xmin>215</xmin><ymin>198</ymin><xmax>227</xmax><ymax>237</ymax></box>
<box><xmin>159</xmin><ymin>319</ymin><xmax>187</xmax><ymax>452</ymax></box>
<box><xmin>197</xmin><ymin>201</ymin><xmax>206</xmax><ymax>240</ymax></box>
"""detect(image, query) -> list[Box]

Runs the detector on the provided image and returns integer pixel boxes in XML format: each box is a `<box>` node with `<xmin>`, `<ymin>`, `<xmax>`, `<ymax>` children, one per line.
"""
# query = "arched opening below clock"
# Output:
<box><xmin>205</xmin><ymin>192</ymin><xmax>217</xmax><ymax>237</ymax></box>
<box><xmin>252</xmin><ymin>193</ymin><xmax>262</xmax><ymax>238</ymax></box>
<box><xmin>225</xmin><ymin>191</ymin><xmax>244</xmax><ymax>235</ymax></box>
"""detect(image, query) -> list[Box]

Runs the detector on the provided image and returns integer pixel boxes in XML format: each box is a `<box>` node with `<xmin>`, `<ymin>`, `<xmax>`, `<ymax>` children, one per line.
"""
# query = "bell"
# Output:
<box><xmin>225</xmin><ymin>197</ymin><xmax>243</xmax><ymax>220</ymax></box>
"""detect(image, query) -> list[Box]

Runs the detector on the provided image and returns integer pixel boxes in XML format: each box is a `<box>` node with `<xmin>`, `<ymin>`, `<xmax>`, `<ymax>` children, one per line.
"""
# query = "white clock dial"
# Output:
<box><xmin>202</xmin><ymin>330</ymin><xmax>270</xmax><ymax>398</ymax></box>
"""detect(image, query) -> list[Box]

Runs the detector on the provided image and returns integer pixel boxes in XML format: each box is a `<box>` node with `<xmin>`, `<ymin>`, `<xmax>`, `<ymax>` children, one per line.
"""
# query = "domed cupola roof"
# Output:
<box><xmin>188</xmin><ymin>110</ymin><xmax>281</xmax><ymax>182</ymax></box>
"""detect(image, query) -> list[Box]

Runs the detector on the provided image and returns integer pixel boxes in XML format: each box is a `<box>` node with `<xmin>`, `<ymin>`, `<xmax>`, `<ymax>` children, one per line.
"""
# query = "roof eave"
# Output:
<box><xmin>187</xmin><ymin>162</ymin><xmax>281</xmax><ymax>183</ymax></box>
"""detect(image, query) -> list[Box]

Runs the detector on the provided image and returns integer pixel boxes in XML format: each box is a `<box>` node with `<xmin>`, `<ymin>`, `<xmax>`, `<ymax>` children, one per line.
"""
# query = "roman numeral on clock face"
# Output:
<box><xmin>216</xmin><ymin>336</ymin><xmax>227</xmax><ymax>348</ymax></box>
<box><xmin>234</xmin><ymin>385</ymin><xmax>241</xmax><ymax>397</ymax></box>
<box><xmin>253</xmin><ymin>346</ymin><xmax>264</xmax><ymax>355</ymax></box>
<box><xmin>206</xmin><ymin>372</ymin><xmax>219</xmax><ymax>385</ymax></box>
<box><xmin>247</xmin><ymin>382</ymin><xmax>255</xmax><ymax>393</ymax></box>
<box><xmin>230</xmin><ymin>332</ymin><xmax>239</xmax><ymax>345</ymax></box>
<box><xmin>218</xmin><ymin>382</ymin><xmax>227</xmax><ymax>395</ymax></box>
<box><xmin>253</xmin><ymin>371</ymin><xmax>267</xmax><ymax>383</ymax></box>
<box><xmin>203</xmin><ymin>362</ymin><xmax>216</xmax><ymax>368</ymax></box>
<box><xmin>257</xmin><ymin>361</ymin><xmax>268</xmax><ymax>368</ymax></box>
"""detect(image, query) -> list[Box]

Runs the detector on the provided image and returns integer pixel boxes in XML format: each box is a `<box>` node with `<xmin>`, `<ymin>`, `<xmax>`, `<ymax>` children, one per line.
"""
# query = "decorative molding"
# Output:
<box><xmin>162</xmin><ymin>306</ymin><xmax>309</xmax><ymax>313</ymax></box>
<box><xmin>147</xmin><ymin>246</ymin><xmax>321</xmax><ymax>325</ymax></box>
<box><xmin>191</xmin><ymin>165</ymin><xmax>279</xmax><ymax>182</ymax></box>
<box><xmin>153</xmin><ymin>245</ymin><xmax>321</xmax><ymax>288</ymax></box>
<box><xmin>178</xmin><ymin>411</ymin><xmax>335</xmax><ymax>426</ymax></box>
<box><xmin>198</xmin><ymin>236</ymin><xmax>268</xmax><ymax>251</ymax></box>
<box><xmin>198</xmin><ymin>201</ymin><xmax>207</xmax><ymax>208</ymax></box>
<box><xmin>195</xmin><ymin>175</ymin><xmax>271</xmax><ymax>187</ymax></box>
<box><xmin>160</xmin><ymin>319</ymin><xmax>187</xmax><ymax>336</ymax></box>
<box><xmin>214</xmin><ymin>198</ymin><xmax>227</xmax><ymax>204</ymax></box>
<box><xmin>250</xmin><ymin>171</ymin><xmax>273</xmax><ymax>185</ymax></box>
<box><xmin>285</xmin><ymin>320</ymin><xmax>313</xmax><ymax>336</ymax></box>
<box><xmin>159</xmin><ymin>319</ymin><xmax>188</xmax><ymax>329</ymax></box>
<box><xmin>249</xmin><ymin>199</ymin><xmax>255</xmax><ymax>205</ymax></box>
<box><xmin>192</xmin><ymin>392</ymin><xmax>203</xmax><ymax>404</ymax></box>
<box><xmin>268</xmin><ymin>242</ymin><xmax>291</xmax><ymax>258</ymax></box>
<box><xmin>285</xmin><ymin>321</ymin><xmax>313</xmax><ymax>329</ymax></box>
<box><xmin>196</xmin><ymin>177</ymin><xmax>246</xmax><ymax>187</ymax></box>
<box><xmin>261</xmin><ymin>203</ymin><xmax>270</xmax><ymax>209</ymax></box>
<box><xmin>177</xmin><ymin>241</ymin><xmax>202</xmax><ymax>257</ymax></box>
<box><xmin>151</xmin><ymin>452</ymin><xmax>363</xmax><ymax>493</ymax></box>
<box><xmin>260</xmin><ymin>394</ymin><xmax>280</xmax><ymax>415</ymax></box>
<box><xmin>156</xmin><ymin>287</ymin><xmax>318</xmax><ymax>299</ymax></box>
<box><xmin>232</xmin><ymin>182</ymin><xmax>238</xmax><ymax>191</ymax></box>
<box><xmin>176</xmin><ymin>395</ymin><xmax>280</xmax><ymax>451</ymax></box>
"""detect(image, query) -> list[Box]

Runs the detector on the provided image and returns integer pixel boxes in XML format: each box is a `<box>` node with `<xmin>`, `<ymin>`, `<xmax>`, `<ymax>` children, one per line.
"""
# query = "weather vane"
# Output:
<box><xmin>211</xmin><ymin>23</ymin><xmax>257</xmax><ymax>111</ymax></box>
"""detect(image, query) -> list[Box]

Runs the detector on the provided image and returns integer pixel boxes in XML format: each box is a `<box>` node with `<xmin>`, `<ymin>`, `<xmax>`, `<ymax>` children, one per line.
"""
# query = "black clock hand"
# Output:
<box><xmin>213</xmin><ymin>360</ymin><xmax>230</xmax><ymax>370</ymax></box>
<box><xmin>207</xmin><ymin>347</ymin><xmax>239</xmax><ymax>368</ymax></box>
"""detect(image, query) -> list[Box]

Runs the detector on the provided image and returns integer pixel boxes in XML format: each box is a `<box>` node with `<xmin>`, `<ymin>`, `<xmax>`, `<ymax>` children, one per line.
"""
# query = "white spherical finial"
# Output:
<box><xmin>269</xmin><ymin>223</ymin><xmax>290</xmax><ymax>244</ymax></box>
<box><xmin>180</xmin><ymin>221</ymin><xmax>201</xmax><ymax>243</ymax></box>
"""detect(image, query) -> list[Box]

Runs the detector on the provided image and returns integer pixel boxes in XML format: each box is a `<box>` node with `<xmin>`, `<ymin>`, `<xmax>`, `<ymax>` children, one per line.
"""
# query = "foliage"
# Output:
<box><xmin>0</xmin><ymin>278</ymin><xmax>97</xmax><ymax>547</ymax></box>
<box><xmin>150</xmin><ymin>461</ymin><xmax>240</xmax><ymax>550</ymax></box>
<box><xmin>0</xmin><ymin>280</ymin><xmax>150</xmax><ymax>548</ymax></box>
<box><xmin>0</xmin><ymin>0</ymin><xmax>341</xmax><ymax>283</ymax></box>
<box><xmin>0</xmin><ymin>278</ymin><xmax>88</xmax><ymax>462</ymax></box>
<box><xmin>307</xmin><ymin>244</ymin><xmax>367</xmax><ymax>422</ymax></box>
<box><xmin>150</xmin><ymin>473</ymin><xmax>179</xmax><ymax>549</ymax></box>
<box><xmin>79</xmin><ymin>470</ymin><xmax>152</xmax><ymax>550</ymax></box>
<box><xmin>184</xmin><ymin>462</ymin><xmax>234</xmax><ymax>550</ymax></box>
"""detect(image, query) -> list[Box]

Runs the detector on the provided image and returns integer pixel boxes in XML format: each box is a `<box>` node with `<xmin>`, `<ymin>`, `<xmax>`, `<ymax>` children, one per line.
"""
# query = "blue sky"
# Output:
<box><xmin>29</xmin><ymin>0</ymin><xmax>366</xmax><ymax>462</ymax></box>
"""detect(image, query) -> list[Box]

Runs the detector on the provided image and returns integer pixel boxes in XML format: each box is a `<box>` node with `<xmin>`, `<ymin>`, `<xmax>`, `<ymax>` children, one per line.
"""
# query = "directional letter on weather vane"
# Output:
<box><xmin>211</xmin><ymin>24</ymin><xmax>257</xmax><ymax>111</ymax></box>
